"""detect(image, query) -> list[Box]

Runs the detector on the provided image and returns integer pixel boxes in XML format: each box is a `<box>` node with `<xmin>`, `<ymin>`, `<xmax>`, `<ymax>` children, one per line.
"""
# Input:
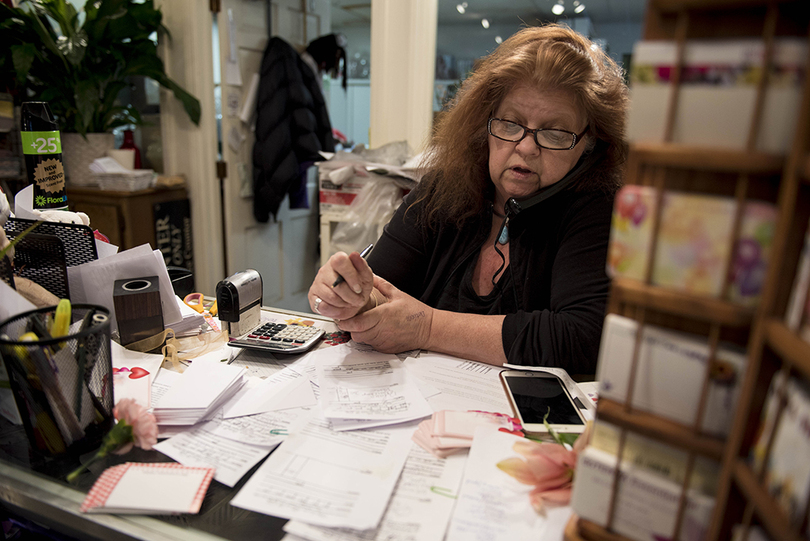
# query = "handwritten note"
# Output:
<box><xmin>284</xmin><ymin>443</ymin><xmax>466</xmax><ymax>541</ymax></box>
<box><xmin>314</xmin><ymin>344</ymin><xmax>432</xmax><ymax>423</ymax></box>
<box><xmin>230</xmin><ymin>414</ymin><xmax>413</xmax><ymax>530</ymax></box>
<box><xmin>153</xmin><ymin>426</ymin><xmax>274</xmax><ymax>488</ymax></box>
<box><xmin>404</xmin><ymin>354</ymin><xmax>512</xmax><ymax>413</ymax></box>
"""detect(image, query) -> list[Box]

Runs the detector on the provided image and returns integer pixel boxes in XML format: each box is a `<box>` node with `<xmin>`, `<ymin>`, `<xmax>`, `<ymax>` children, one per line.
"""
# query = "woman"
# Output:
<box><xmin>308</xmin><ymin>24</ymin><xmax>628</xmax><ymax>375</ymax></box>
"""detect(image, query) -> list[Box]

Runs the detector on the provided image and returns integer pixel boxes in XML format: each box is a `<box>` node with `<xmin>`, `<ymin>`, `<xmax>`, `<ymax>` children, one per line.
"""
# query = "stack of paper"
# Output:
<box><xmin>167</xmin><ymin>296</ymin><xmax>205</xmax><ymax>336</ymax></box>
<box><xmin>152</xmin><ymin>360</ymin><xmax>246</xmax><ymax>426</ymax></box>
<box><xmin>310</xmin><ymin>343</ymin><xmax>434</xmax><ymax>431</ymax></box>
<box><xmin>412</xmin><ymin>410</ymin><xmax>520</xmax><ymax>458</ymax></box>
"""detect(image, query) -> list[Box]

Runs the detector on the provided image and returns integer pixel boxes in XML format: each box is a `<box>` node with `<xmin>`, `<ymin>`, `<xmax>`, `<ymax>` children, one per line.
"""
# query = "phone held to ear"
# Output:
<box><xmin>499</xmin><ymin>369</ymin><xmax>586</xmax><ymax>434</ymax></box>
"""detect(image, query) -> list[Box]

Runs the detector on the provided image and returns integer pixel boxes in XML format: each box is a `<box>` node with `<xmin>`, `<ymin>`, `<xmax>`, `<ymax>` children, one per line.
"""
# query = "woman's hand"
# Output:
<box><xmin>336</xmin><ymin>275</ymin><xmax>434</xmax><ymax>353</ymax></box>
<box><xmin>308</xmin><ymin>250</ymin><xmax>374</xmax><ymax>320</ymax></box>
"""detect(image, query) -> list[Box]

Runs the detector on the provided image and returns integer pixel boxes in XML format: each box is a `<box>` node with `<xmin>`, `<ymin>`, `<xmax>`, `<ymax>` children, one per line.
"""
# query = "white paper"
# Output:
<box><xmin>95</xmin><ymin>239</ymin><xmax>119</xmax><ymax>259</ymax></box>
<box><xmin>102</xmin><ymin>464</ymin><xmax>211</xmax><ymax>513</ymax></box>
<box><xmin>404</xmin><ymin>353</ymin><xmax>512</xmax><ymax>414</ymax></box>
<box><xmin>224</xmin><ymin>366</ymin><xmax>315</xmax><ymax>418</ymax></box>
<box><xmin>238</xmin><ymin>73</ymin><xmax>260</xmax><ymax>123</ymax></box>
<box><xmin>209</xmin><ymin>406</ymin><xmax>307</xmax><ymax>447</ymax></box>
<box><xmin>315</xmin><ymin>345</ymin><xmax>433</xmax><ymax>422</ymax></box>
<box><xmin>66</xmin><ymin>244</ymin><xmax>182</xmax><ymax>332</ymax></box>
<box><xmin>283</xmin><ymin>443</ymin><xmax>466</xmax><ymax>541</ymax></box>
<box><xmin>12</xmin><ymin>184</ymin><xmax>36</xmax><ymax>220</ymax></box>
<box><xmin>151</xmin><ymin>368</ymin><xmax>182</xmax><ymax>408</ymax></box>
<box><xmin>167</xmin><ymin>296</ymin><xmax>204</xmax><ymax>334</ymax></box>
<box><xmin>0</xmin><ymin>279</ymin><xmax>35</xmax><ymax>325</ymax></box>
<box><xmin>446</xmin><ymin>427</ymin><xmax>572</xmax><ymax>541</ymax></box>
<box><xmin>227</xmin><ymin>126</ymin><xmax>245</xmax><ymax>152</ymax></box>
<box><xmin>154</xmin><ymin>358</ymin><xmax>244</xmax><ymax>412</ymax></box>
<box><xmin>154</xmin><ymin>426</ymin><xmax>273</xmax><ymax>488</ymax></box>
<box><xmin>111</xmin><ymin>341</ymin><xmax>164</xmax><ymax>409</ymax></box>
<box><xmin>231</xmin><ymin>415</ymin><xmax>413</xmax><ymax>530</ymax></box>
<box><xmin>225</xmin><ymin>9</ymin><xmax>243</xmax><ymax>86</ymax></box>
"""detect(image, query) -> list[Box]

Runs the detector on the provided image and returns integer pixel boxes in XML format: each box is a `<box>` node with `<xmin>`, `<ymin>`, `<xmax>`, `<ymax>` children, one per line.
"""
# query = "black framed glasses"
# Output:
<box><xmin>487</xmin><ymin>118</ymin><xmax>589</xmax><ymax>150</ymax></box>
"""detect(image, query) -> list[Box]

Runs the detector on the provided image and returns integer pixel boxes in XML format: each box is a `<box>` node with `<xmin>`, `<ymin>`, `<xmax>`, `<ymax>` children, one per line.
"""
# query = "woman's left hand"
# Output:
<box><xmin>337</xmin><ymin>275</ymin><xmax>434</xmax><ymax>353</ymax></box>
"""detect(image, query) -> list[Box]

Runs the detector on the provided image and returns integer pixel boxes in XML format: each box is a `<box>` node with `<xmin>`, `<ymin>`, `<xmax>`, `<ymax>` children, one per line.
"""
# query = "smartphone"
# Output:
<box><xmin>499</xmin><ymin>369</ymin><xmax>586</xmax><ymax>434</ymax></box>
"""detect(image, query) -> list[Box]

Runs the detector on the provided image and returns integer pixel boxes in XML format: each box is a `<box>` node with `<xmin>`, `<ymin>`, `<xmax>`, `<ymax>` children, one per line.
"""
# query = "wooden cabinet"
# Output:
<box><xmin>567</xmin><ymin>1</ymin><xmax>810</xmax><ymax>540</ymax></box>
<box><xmin>66</xmin><ymin>185</ymin><xmax>188</xmax><ymax>251</ymax></box>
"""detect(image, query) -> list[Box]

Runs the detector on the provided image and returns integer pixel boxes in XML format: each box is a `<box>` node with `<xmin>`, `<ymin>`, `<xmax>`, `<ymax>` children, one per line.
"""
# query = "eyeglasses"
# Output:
<box><xmin>487</xmin><ymin>118</ymin><xmax>589</xmax><ymax>151</ymax></box>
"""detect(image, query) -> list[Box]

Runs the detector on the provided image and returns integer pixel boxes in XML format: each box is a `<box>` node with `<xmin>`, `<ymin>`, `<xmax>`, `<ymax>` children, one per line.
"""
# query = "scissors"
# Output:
<box><xmin>183</xmin><ymin>293</ymin><xmax>205</xmax><ymax>313</ymax></box>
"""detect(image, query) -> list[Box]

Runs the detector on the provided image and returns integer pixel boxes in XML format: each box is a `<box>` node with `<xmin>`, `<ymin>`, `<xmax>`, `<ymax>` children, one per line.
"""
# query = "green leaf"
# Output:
<box><xmin>159</xmin><ymin>77</ymin><xmax>202</xmax><ymax>126</ymax></box>
<box><xmin>10</xmin><ymin>43</ymin><xmax>35</xmax><ymax>82</ymax></box>
<box><xmin>541</xmin><ymin>408</ymin><xmax>582</xmax><ymax>448</ymax></box>
<box><xmin>57</xmin><ymin>28</ymin><xmax>88</xmax><ymax>67</ymax></box>
<box><xmin>2</xmin><ymin>0</ymin><xmax>201</xmax><ymax>133</ymax></box>
<box><xmin>74</xmin><ymin>79</ymin><xmax>100</xmax><ymax>135</ymax></box>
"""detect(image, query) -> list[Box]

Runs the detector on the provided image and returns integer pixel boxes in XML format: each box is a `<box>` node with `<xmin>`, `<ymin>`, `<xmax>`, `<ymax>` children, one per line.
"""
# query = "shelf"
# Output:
<box><xmin>610</xmin><ymin>278</ymin><xmax>756</xmax><ymax>328</ymax></box>
<box><xmin>764</xmin><ymin>318</ymin><xmax>810</xmax><ymax>380</ymax></box>
<box><xmin>630</xmin><ymin>143</ymin><xmax>785</xmax><ymax>174</ymax></box>
<box><xmin>565</xmin><ymin>516</ymin><xmax>630</xmax><ymax>541</ymax></box>
<box><xmin>733</xmin><ymin>460</ymin><xmax>804</xmax><ymax>541</ymax></box>
<box><xmin>596</xmin><ymin>399</ymin><xmax>726</xmax><ymax>460</ymax></box>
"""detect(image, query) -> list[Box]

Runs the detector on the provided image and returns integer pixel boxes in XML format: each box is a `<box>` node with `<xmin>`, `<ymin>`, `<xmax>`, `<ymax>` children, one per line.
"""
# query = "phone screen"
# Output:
<box><xmin>505</xmin><ymin>375</ymin><xmax>584</xmax><ymax>426</ymax></box>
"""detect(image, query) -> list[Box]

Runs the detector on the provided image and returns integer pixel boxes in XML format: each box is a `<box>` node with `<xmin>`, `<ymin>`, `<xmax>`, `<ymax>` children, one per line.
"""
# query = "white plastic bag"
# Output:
<box><xmin>330</xmin><ymin>173</ymin><xmax>403</xmax><ymax>255</ymax></box>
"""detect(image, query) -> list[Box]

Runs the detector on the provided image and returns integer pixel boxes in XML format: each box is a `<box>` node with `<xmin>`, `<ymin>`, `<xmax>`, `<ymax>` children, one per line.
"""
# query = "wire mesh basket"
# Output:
<box><xmin>0</xmin><ymin>305</ymin><xmax>114</xmax><ymax>458</ymax></box>
<box><xmin>92</xmin><ymin>170</ymin><xmax>154</xmax><ymax>192</ymax></box>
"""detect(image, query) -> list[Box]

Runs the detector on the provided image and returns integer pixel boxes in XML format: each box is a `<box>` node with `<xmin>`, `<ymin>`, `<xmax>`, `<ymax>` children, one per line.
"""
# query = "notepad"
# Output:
<box><xmin>152</xmin><ymin>360</ymin><xmax>246</xmax><ymax>426</ymax></box>
<box><xmin>80</xmin><ymin>462</ymin><xmax>214</xmax><ymax>514</ymax></box>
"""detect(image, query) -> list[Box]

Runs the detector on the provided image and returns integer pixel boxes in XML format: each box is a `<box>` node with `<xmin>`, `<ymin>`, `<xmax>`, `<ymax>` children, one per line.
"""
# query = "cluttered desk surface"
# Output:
<box><xmin>0</xmin><ymin>305</ymin><xmax>596</xmax><ymax>541</ymax></box>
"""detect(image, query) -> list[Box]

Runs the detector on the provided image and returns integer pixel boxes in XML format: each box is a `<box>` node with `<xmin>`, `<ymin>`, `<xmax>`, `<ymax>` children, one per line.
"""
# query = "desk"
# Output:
<box><xmin>0</xmin><ymin>306</ymin><xmax>323</xmax><ymax>541</ymax></box>
<box><xmin>0</xmin><ymin>307</ymin><xmax>576</xmax><ymax>541</ymax></box>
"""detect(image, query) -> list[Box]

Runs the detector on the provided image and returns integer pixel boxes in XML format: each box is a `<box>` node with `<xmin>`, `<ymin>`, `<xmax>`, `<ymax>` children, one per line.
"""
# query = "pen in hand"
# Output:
<box><xmin>332</xmin><ymin>243</ymin><xmax>374</xmax><ymax>287</ymax></box>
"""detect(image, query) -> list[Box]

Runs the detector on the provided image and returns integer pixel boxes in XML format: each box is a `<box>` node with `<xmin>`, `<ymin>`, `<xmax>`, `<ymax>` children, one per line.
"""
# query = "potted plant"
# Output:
<box><xmin>0</xmin><ymin>0</ymin><xmax>201</xmax><ymax>184</ymax></box>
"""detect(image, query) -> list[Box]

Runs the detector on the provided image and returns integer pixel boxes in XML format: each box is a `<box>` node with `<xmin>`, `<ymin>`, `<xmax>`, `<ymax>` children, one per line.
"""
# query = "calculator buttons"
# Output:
<box><xmin>229</xmin><ymin>322</ymin><xmax>324</xmax><ymax>354</ymax></box>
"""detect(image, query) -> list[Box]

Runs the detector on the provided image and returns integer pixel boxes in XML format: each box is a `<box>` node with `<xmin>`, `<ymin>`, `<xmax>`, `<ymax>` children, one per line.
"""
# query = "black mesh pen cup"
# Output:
<box><xmin>0</xmin><ymin>305</ymin><xmax>114</xmax><ymax>458</ymax></box>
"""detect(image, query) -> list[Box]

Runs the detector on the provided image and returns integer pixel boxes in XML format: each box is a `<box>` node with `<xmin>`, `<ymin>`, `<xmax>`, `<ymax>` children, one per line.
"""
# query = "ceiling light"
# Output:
<box><xmin>552</xmin><ymin>2</ymin><xmax>565</xmax><ymax>15</ymax></box>
<box><xmin>574</xmin><ymin>3</ymin><xmax>585</xmax><ymax>13</ymax></box>
<box><xmin>495</xmin><ymin>36</ymin><xmax>503</xmax><ymax>44</ymax></box>
<box><xmin>481</xmin><ymin>18</ymin><xmax>490</xmax><ymax>29</ymax></box>
<box><xmin>456</xmin><ymin>2</ymin><xmax>467</xmax><ymax>14</ymax></box>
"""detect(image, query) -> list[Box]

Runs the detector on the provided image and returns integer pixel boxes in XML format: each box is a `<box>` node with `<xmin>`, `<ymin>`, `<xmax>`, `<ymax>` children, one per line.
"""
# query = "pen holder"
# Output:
<box><xmin>0</xmin><ymin>305</ymin><xmax>114</xmax><ymax>458</ymax></box>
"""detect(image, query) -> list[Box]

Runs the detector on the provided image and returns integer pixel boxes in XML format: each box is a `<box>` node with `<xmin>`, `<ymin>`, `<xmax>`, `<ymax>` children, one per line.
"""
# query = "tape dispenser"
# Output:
<box><xmin>216</xmin><ymin>269</ymin><xmax>262</xmax><ymax>337</ymax></box>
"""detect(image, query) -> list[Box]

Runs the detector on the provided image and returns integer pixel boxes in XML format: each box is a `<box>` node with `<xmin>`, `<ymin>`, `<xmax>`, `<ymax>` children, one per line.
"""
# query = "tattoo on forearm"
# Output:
<box><xmin>405</xmin><ymin>311</ymin><xmax>425</xmax><ymax>322</ymax></box>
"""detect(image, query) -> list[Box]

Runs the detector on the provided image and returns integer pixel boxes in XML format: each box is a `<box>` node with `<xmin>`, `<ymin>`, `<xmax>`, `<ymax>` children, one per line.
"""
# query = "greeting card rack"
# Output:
<box><xmin>565</xmin><ymin>0</ymin><xmax>810</xmax><ymax>540</ymax></box>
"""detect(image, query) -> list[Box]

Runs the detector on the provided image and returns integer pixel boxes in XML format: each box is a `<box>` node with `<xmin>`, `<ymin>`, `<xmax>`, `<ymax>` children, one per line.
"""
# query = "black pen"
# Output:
<box><xmin>332</xmin><ymin>243</ymin><xmax>374</xmax><ymax>287</ymax></box>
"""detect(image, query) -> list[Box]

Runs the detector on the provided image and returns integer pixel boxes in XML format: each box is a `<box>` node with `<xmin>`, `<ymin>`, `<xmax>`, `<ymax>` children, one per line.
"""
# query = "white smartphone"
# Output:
<box><xmin>499</xmin><ymin>369</ymin><xmax>587</xmax><ymax>434</ymax></box>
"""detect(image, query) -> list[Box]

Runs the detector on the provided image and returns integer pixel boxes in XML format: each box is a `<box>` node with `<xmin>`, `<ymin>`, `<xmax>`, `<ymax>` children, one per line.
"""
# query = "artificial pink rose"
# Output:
<box><xmin>112</xmin><ymin>398</ymin><xmax>158</xmax><ymax>454</ymax></box>
<box><xmin>67</xmin><ymin>398</ymin><xmax>160</xmax><ymax>482</ymax></box>
<box><xmin>497</xmin><ymin>422</ymin><xmax>593</xmax><ymax>514</ymax></box>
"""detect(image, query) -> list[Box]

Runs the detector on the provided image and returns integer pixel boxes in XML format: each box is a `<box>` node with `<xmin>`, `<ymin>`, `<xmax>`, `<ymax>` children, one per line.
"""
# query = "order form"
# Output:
<box><xmin>230</xmin><ymin>414</ymin><xmax>414</xmax><ymax>530</ymax></box>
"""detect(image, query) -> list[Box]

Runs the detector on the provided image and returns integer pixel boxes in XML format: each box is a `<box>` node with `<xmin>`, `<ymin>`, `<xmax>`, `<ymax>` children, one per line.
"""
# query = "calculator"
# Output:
<box><xmin>227</xmin><ymin>322</ymin><xmax>325</xmax><ymax>354</ymax></box>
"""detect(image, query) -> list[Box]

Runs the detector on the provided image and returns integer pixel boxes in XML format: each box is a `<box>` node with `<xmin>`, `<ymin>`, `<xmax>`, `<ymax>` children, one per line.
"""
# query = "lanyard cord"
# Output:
<box><xmin>491</xmin><ymin>211</ymin><xmax>510</xmax><ymax>287</ymax></box>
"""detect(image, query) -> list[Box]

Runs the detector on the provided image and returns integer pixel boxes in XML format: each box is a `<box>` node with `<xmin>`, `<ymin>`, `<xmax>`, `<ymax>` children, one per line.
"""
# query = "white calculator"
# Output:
<box><xmin>227</xmin><ymin>322</ymin><xmax>325</xmax><ymax>354</ymax></box>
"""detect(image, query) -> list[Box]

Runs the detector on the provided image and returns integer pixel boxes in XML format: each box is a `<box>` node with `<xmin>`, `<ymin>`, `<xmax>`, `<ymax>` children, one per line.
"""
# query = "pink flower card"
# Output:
<box><xmin>652</xmin><ymin>192</ymin><xmax>737</xmax><ymax>297</ymax></box>
<box><xmin>607</xmin><ymin>185</ymin><xmax>658</xmax><ymax>282</ymax></box>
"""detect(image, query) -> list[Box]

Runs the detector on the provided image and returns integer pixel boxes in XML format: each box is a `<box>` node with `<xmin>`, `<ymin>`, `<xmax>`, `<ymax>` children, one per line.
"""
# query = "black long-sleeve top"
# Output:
<box><xmin>367</xmin><ymin>183</ymin><xmax>614</xmax><ymax>376</ymax></box>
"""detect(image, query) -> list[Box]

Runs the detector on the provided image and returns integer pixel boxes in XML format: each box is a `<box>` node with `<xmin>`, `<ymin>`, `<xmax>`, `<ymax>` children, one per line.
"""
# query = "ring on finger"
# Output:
<box><xmin>313</xmin><ymin>297</ymin><xmax>322</xmax><ymax>314</ymax></box>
